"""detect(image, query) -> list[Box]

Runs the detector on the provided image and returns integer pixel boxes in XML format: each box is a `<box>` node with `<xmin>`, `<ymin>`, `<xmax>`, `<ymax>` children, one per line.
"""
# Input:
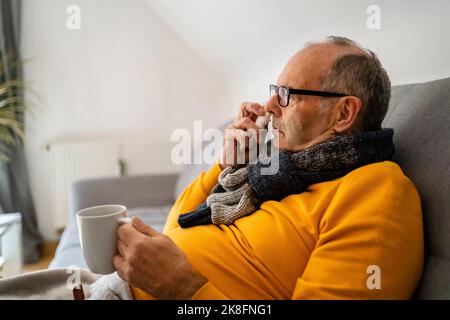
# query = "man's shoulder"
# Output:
<box><xmin>325</xmin><ymin>160</ymin><xmax>422</xmax><ymax>223</ymax></box>
<box><xmin>341</xmin><ymin>160</ymin><xmax>417</xmax><ymax>194</ymax></box>
<box><xmin>345</xmin><ymin>160</ymin><xmax>405</xmax><ymax>180</ymax></box>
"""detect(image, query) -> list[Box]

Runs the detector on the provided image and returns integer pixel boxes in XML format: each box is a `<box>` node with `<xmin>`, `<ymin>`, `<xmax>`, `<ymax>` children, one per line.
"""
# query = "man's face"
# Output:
<box><xmin>266</xmin><ymin>44</ymin><xmax>360</xmax><ymax>152</ymax></box>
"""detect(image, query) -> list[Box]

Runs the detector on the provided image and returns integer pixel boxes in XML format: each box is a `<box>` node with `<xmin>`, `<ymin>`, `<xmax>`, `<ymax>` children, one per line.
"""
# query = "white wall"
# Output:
<box><xmin>21</xmin><ymin>0</ymin><xmax>234</xmax><ymax>240</ymax></box>
<box><xmin>146</xmin><ymin>0</ymin><xmax>450</xmax><ymax>106</ymax></box>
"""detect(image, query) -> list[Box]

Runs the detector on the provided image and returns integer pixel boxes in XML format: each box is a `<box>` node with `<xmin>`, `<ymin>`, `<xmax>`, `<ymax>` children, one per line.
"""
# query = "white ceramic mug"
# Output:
<box><xmin>76</xmin><ymin>204</ymin><xmax>131</xmax><ymax>274</ymax></box>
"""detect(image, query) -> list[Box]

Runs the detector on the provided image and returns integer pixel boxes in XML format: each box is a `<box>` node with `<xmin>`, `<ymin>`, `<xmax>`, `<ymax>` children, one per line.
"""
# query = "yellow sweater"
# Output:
<box><xmin>132</xmin><ymin>161</ymin><xmax>424</xmax><ymax>299</ymax></box>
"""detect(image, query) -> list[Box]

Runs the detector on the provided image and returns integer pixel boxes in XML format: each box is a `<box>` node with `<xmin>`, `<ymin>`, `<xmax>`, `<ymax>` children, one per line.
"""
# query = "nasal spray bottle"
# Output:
<box><xmin>255</xmin><ymin>112</ymin><xmax>273</xmax><ymax>143</ymax></box>
<box><xmin>240</xmin><ymin>113</ymin><xmax>271</xmax><ymax>165</ymax></box>
<box><xmin>255</xmin><ymin>113</ymin><xmax>271</xmax><ymax>129</ymax></box>
<box><xmin>254</xmin><ymin>112</ymin><xmax>277</xmax><ymax>174</ymax></box>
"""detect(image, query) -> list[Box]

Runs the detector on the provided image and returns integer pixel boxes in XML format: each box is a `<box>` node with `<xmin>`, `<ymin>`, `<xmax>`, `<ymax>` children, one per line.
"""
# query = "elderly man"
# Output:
<box><xmin>115</xmin><ymin>36</ymin><xmax>424</xmax><ymax>300</ymax></box>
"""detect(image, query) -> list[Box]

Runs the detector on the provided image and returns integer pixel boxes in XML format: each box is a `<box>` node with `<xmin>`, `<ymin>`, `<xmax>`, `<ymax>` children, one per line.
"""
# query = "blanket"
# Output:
<box><xmin>0</xmin><ymin>268</ymin><xmax>133</xmax><ymax>300</ymax></box>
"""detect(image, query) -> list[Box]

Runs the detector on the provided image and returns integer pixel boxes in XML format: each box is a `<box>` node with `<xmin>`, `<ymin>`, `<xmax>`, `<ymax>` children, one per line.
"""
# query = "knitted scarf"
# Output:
<box><xmin>178</xmin><ymin>128</ymin><xmax>395</xmax><ymax>228</ymax></box>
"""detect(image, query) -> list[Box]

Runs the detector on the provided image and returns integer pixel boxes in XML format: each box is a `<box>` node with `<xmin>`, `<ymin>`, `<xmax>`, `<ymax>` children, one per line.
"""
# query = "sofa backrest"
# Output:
<box><xmin>382</xmin><ymin>77</ymin><xmax>450</xmax><ymax>299</ymax></box>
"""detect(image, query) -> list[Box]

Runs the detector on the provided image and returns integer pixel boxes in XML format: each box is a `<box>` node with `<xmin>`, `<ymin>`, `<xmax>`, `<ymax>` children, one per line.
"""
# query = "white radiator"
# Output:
<box><xmin>120</xmin><ymin>142</ymin><xmax>179</xmax><ymax>175</ymax></box>
<box><xmin>48</xmin><ymin>141</ymin><xmax>179</xmax><ymax>231</ymax></box>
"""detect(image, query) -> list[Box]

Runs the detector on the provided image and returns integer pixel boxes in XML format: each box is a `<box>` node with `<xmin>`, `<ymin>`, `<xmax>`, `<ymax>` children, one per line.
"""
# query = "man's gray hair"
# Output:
<box><xmin>313</xmin><ymin>36</ymin><xmax>391</xmax><ymax>131</ymax></box>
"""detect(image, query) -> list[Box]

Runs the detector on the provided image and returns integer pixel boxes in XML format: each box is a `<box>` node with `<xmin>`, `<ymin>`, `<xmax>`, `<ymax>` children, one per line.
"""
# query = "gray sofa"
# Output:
<box><xmin>49</xmin><ymin>77</ymin><xmax>450</xmax><ymax>299</ymax></box>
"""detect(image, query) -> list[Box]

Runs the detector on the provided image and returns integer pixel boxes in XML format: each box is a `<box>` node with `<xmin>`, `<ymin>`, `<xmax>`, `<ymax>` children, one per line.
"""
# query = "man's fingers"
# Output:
<box><xmin>222</xmin><ymin>128</ymin><xmax>237</xmax><ymax>166</ymax></box>
<box><xmin>224</xmin><ymin>124</ymin><xmax>259</xmax><ymax>155</ymax></box>
<box><xmin>233</xmin><ymin>128</ymin><xmax>246</xmax><ymax>143</ymax></box>
<box><xmin>132</xmin><ymin>217</ymin><xmax>159</xmax><ymax>237</ymax></box>
<box><xmin>240</xmin><ymin>102</ymin><xmax>265</xmax><ymax>119</ymax></box>
<box><xmin>224</xmin><ymin>129</ymin><xmax>250</xmax><ymax>164</ymax></box>
<box><xmin>117</xmin><ymin>223</ymin><xmax>144</xmax><ymax>245</ymax></box>
<box><xmin>233</xmin><ymin>117</ymin><xmax>260</xmax><ymax>131</ymax></box>
<box><xmin>226</xmin><ymin>128</ymin><xmax>246</xmax><ymax>153</ymax></box>
<box><xmin>113</xmin><ymin>255</ymin><xmax>127</xmax><ymax>280</ymax></box>
<box><xmin>221</xmin><ymin>101</ymin><xmax>265</xmax><ymax>169</ymax></box>
<box><xmin>117</xmin><ymin>239</ymin><xmax>128</xmax><ymax>258</ymax></box>
<box><xmin>233</xmin><ymin>118</ymin><xmax>261</xmax><ymax>150</ymax></box>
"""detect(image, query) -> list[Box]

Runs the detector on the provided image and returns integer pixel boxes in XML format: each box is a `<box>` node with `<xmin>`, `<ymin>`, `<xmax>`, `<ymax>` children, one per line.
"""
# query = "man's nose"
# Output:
<box><xmin>265</xmin><ymin>95</ymin><xmax>283</xmax><ymax>117</ymax></box>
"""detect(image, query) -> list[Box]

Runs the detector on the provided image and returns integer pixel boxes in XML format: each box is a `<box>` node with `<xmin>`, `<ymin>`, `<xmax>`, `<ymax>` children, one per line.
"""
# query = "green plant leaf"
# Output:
<box><xmin>0</xmin><ymin>54</ymin><xmax>37</xmax><ymax>162</ymax></box>
<box><xmin>0</xmin><ymin>80</ymin><xmax>25</xmax><ymax>95</ymax></box>
<box><xmin>0</xmin><ymin>96</ymin><xmax>25</xmax><ymax>109</ymax></box>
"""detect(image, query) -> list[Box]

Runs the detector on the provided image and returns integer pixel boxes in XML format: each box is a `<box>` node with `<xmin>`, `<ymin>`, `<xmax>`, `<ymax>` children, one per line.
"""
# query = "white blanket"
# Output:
<box><xmin>0</xmin><ymin>268</ymin><xmax>133</xmax><ymax>300</ymax></box>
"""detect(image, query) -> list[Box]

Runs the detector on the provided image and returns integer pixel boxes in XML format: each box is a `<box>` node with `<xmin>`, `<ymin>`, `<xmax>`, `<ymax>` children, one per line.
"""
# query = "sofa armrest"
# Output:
<box><xmin>69</xmin><ymin>173</ymin><xmax>179</xmax><ymax>214</ymax></box>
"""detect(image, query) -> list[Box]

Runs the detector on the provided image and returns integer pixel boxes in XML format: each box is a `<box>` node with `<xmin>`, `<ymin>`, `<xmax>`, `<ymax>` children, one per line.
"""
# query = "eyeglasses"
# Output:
<box><xmin>270</xmin><ymin>84</ymin><xmax>349</xmax><ymax>107</ymax></box>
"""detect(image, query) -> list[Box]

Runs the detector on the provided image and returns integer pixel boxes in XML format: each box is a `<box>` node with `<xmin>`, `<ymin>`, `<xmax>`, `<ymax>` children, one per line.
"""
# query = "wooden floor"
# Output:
<box><xmin>22</xmin><ymin>242</ymin><xmax>59</xmax><ymax>273</ymax></box>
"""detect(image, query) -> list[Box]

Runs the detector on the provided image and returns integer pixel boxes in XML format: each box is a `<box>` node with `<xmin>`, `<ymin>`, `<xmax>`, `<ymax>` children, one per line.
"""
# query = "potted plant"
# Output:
<box><xmin>0</xmin><ymin>56</ymin><xmax>25</xmax><ymax>163</ymax></box>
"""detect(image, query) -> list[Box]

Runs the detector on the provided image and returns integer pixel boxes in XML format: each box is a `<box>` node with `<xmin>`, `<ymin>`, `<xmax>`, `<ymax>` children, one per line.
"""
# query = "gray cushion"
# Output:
<box><xmin>71</xmin><ymin>174</ymin><xmax>178</xmax><ymax>215</ymax></box>
<box><xmin>382</xmin><ymin>77</ymin><xmax>450</xmax><ymax>299</ymax></box>
<box><xmin>49</xmin><ymin>213</ymin><xmax>87</xmax><ymax>269</ymax></box>
<box><xmin>127</xmin><ymin>205</ymin><xmax>172</xmax><ymax>231</ymax></box>
<box><xmin>414</xmin><ymin>256</ymin><xmax>450</xmax><ymax>300</ymax></box>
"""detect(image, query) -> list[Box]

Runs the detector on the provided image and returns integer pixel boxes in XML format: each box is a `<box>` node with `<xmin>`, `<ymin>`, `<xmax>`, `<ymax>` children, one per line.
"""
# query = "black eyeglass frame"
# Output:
<box><xmin>270</xmin><ymin>84</ymin><xmax>349</xmax><ymax>107</ymax></box>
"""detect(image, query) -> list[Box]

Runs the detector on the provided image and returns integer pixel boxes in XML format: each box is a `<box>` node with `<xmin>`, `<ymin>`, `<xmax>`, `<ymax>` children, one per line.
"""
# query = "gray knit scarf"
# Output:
<box><xmin>178</xmin><ymin>128</ymin><xmax>395</xmax><ymax>228</ymax></box>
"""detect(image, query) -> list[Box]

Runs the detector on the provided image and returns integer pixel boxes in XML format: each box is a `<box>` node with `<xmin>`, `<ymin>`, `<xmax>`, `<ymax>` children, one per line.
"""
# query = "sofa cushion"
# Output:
<box><xmin>49</xmin><ymin>213</ymin><xmax>87</xmax><ymax>269</ymax></box>
<box><xmin>127</xmin><ymin>205</ymin><xmax>172</xmax><ymax>231</ymax></box>
<box><xmin>414</xmin><ymin>256</ymin><xmax>450</xmax><ymax>299</ymax></box>
<box><xmin>382</xmin><ymin>77</ymin><xmax>450</xmax><ymax>299</ymax></box>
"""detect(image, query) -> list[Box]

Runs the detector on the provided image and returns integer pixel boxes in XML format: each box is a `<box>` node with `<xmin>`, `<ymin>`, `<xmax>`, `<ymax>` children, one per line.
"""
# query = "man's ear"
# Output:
<box><xmin>332</xmin><ymin>96</ymin><xmax>362</xmax><ymax>133</ymax></box>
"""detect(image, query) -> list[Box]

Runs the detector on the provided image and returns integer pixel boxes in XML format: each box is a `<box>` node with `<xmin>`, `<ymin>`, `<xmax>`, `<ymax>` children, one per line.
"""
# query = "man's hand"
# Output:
<box><xmin>113</xmin><ymin>217</ymin><xmax>207</xmax><ymax>300</ymax></box>
<box><xmin>219</xmin><ymin>102</ymin><xmax>267</xmax><ymax>170</ymax></box>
